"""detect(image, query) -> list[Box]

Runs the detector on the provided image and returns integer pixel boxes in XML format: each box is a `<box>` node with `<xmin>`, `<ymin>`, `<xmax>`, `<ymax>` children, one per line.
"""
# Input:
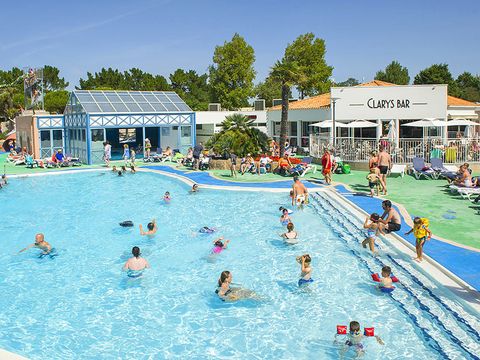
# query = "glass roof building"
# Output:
<box><xmin>62</xmin><ymin>90</ymin><xmax>195</xmax><ymax>164</ymax></box>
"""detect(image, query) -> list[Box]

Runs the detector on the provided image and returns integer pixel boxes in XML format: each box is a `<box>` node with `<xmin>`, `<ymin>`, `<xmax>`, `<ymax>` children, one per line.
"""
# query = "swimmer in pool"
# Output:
<box><xmin>164</xmin><ymin>191</ymin><xmax>171</xmax><ymax>202</ymax></box>
<box><xmin>117</xmin><ymin>170</ymin><xmax>123</xmax><ymax>176</ymax></box>
<box><xmin>212</xmin><ymin>236</ymin><xmax>230</xmax><ymax>254</ymax></box>
<box><xmin>379</xmin><ymin>266</ymin><xmax>394</xmax><ymax>290</ymax></box>
<box><xmin>112</xmin><ymin>165</ymin><xmax>117</xmax><ymax>173</ymax></box>
<box><xmin>215</xmin><ymin>271</ymin><xmax>258</xmax><ymax>302</ymax></box>
<box><xmin>338</xmin><ymin>321</ymin><xmax>384</xmax><ymax>357</ymax></box>
<box><xmin>19</xmin><ymin>233</ymin><xmax>52</xmax><ymax>255</ymax></box>
<box><xmin>279</xmin><ymin>206</ymin><xmax>293</xmax><ymax>214</ymax></box>
<box><xmin>139</xmin><ymin>219</ymin><xmax>157</xmax><ymax>236</ymax></box>
<box><xmin>296</xmin><ymin>254</ymin><xmax>313</xmax><ymax>286</ymax></box>
<box><xmin>281</xmin><ymin>222</ymin><xmax>298</xmax><ymax>242</ymax></box>
<box><xmin>190</xmin><ymin>184</ymin><xmax>199</xmax><ymax>193</ymax></box>
<box><xmin>280</xmin><ymin>208</ymin><xmax>291</xmax><ymax>226</ymax></box>
<box><xmin>123</xmin><ymin>246</ymin><xmax>150</xmax><ymax>277</ymax></box>
<box><xmin>130</xmin><ymin>165</ymin><xmax>136</xmax><ymax>174</ymax></box>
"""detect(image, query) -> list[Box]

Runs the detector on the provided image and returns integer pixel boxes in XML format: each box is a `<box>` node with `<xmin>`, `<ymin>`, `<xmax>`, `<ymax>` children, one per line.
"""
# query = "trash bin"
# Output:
<box><xmin>342</xmin><ymin>163</ymin><xmax>351</xmax><ymax>174</ymax></box>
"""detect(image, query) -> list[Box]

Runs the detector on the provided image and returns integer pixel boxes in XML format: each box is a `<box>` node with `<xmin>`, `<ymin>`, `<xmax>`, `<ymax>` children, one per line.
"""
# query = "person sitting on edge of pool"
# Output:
<box><xmin>19</xmin><ymin>233</ymin><xmax>52</xmax><ymax>255</ymax></box>
<box><xmin>378</xmin><ymin>200</ymin><xmax>401</xmax><ymax>233</ymax></box>
<box><xmin>139</xmin><ymin>219</ymin><xmax>157</xmax><ymax>236</ymax></box>
<box><xmin>123</xmin><ymin>246</ymin><xmax>150</xmax><ymax>277</ymax></box>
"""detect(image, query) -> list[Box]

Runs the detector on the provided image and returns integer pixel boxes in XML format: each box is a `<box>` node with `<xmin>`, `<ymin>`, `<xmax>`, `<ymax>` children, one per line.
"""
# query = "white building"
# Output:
<box><xmin>267</xmin><ymin>80</ymin><xmax>480</xmax><ymax>164</ymax></box>
<box><xmin>195</xmin><ymin>109</ymin><xmax>267</xmax><ymax>144</ymax></box>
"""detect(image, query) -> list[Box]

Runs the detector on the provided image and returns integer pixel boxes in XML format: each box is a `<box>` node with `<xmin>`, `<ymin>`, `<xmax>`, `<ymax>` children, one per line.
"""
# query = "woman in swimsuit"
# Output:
<box><xmin>123</xmin><ymin>246</ymin><xmax>150</xmax><ymax>277</ymax></box>
<box><xmin>215</xmin><ymin>271</ymin><xmax>258</xmax><ymax>301</ymax></box>
<box><xmin>281</xmin><ymin>222</ymin><xmax>298</xmax><ymax>243</ymax></box>
<box><xmin>280</xmin><ymin>209</ymin><xmax>291</xmax><ymax>226</ymax></box>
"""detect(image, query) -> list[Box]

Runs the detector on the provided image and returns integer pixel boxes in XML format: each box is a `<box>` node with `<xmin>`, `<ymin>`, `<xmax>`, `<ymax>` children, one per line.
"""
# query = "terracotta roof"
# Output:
<box><xmin>447</xmin><ymin>95</ymin><xmax>477</xmax><ymax>107</ymax></box>
<box><xmin>268</xmin><ymin>80</ymin><xmax>478</xmax><ymax>110</ymax></box>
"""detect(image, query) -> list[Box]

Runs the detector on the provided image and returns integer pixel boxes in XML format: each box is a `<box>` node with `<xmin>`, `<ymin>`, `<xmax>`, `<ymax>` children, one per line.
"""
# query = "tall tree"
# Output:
<box><xmin>43</xmin><ymin>65</ymin><xmax>69</xmax><ymax>91</ymax></box>
<box><xmin>169</xmin><ymin>69</ymin><xmax>210</xmax><ymax>110</ymax></box>
<box><xmin>270</xmin><ymin>59</ymin><xmax>304</xmax><ymax>157</ymax></box>
<box><xmin>44</xmin><ymin>90</ymin><xmax>69</xmax><ymax>114</ymax></box>
<box><xmin>455</xmin><ymin>72</ymin><xmax>480</xmax><ymax>102</ymax></box>
<box><xmin>336</xmin><ymin>78</ymin><xmax>359</xmax><ymax>87</ymax></box>
<box><xmin>79</xmin><ymin>68</ymin><xmax>125</xmax><ymax>90</ymax></box>
<box><xmin>413</xmin><ymin>64</ymin><xmax>460</xmax><ymax>96</ymax></box>
<box><xmin>254</xmin><ymin>75</ymin><xmax>291</xmax><ymax>107</ymax></box>
<box><xmin>375</xmin><ymin>61</ymin><xmax>410</xmax><ymax>85</ymax></box>
<box><xmin>284</xmin><ymin>33</ymin><xmax>333</xmax><ymax>98</ymax></box>
<box><xmin>209</xmin><ymin>33</ymin><xmax>256</xmax><ymax>110</ymax></box>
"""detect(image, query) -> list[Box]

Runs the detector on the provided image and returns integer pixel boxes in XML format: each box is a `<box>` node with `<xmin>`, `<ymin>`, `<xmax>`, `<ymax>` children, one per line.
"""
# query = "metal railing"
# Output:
<box><xmin>309</xmin><ymin>135</ymin><xmax>480</xmax><ymax>164</ymax></box>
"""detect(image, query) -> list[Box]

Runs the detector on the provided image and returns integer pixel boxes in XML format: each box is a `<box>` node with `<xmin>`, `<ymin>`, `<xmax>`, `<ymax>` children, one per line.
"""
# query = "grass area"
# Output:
<box><xmin>332</xmin><ymin>170</ymin><xmax>480</xmax><ymax>249</ymax></box>
<box><xmin>3</xmin><ymin>152</ymin><xmax>478</xmax><ymax>249</ymax></box>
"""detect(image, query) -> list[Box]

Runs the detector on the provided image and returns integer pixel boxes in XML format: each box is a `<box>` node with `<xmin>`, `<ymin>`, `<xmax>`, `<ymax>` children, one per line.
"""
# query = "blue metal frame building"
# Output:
<box><xmin>36</xmin><ymin>115</ymin><xmax>65</xmax><ymax>158</ymax></box>
<box><xmin>63</xmin><ymin>90</ymin><xmax>195</xmax><ymax>164</ymax></box>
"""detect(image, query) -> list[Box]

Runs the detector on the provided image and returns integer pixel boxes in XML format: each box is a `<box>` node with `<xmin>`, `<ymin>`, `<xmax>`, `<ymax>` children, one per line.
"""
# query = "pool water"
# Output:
<box><xmin>0</xmin><ymin>171</ymin><xmax>479</xmax><ymax>359</ymax></box>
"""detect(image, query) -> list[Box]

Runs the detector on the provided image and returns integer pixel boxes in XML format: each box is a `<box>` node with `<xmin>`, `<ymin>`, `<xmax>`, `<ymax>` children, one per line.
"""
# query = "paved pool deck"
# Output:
<box><xmin>142</xmin><ymin>165</ymin><xmax>325</xmax><ymax>190</ymax></box>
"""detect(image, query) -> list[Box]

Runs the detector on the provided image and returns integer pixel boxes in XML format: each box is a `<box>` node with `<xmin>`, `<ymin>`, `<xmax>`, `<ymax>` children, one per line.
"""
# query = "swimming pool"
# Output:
<box><xmin>0</xmin><ymin>171</ymin><xmax>479</xmax><ymax>359</ymax></box>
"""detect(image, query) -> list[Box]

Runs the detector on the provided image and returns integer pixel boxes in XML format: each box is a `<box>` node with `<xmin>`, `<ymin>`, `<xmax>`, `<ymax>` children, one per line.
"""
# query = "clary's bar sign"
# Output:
<box><xmin>367</xmin><ymin>98</ymin><xmax>410</xmax><ymax>109</ymax></box>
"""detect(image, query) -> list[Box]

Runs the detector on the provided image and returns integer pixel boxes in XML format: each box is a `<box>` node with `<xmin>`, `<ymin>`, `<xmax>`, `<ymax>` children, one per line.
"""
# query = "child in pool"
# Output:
<box><xmin>279</xmin><ymin>206</ymin><xmax>293</xmax><ymax>214</ymax></box>
<box><xmin>280</xmin><ymin>208</ymin><xmax>291</xmax><ymax>226</ymax></box>
<box><xmin>339</xmin><ymin>321</ymin><xmax>384</xmax><ymax>357</ymax></box>
<box><xmin>191</xmin><ymin>184</ymin><xmax>199</xmax><ymax>193</ymax></box>
<box><xmin>281</xmin><ymin>222</ymin><xmax>298</xmax><ymax>241</ymax></box>
<box><xmin>379</xmin><ymin>266</ymin><xmax>394</xmax><ymax>289</ymax></box>
<box><xmin>405</xmin><ymin>217</ymin><xmax>431</xmax><ymax>262</ymax></box>
<box><xmin>296</xmin><ymin>254</ymin><xmax>313</xmax><ymax>286</ymax></box>
<box><xmin>164</xmin><ymin>191</ymin><xmax>171</xmax><ymax>202</ymax></box>
<box><xmin>130</xmin><ymin>165</ymin><xmax>136</xmax><ymax>174</ymax></box>
<box><xmin>361</xmin><ymin>213</ymin><xmax>384</xmax><ymax>255</ymax></box>
<box><xmin>139</xmin><ymin>219</ymin><xmax>157</xmax><ymax>236</ymax></box>
<box><xmin>212</xmin><ymin>236</ymin><xmax>230</xmax><ymax>254</ymax></box>
<box><xmin>112</xmin><ymin>165</ymin><xmax>117</xmax><ymax>173</ymax></box>
<box><xmin>121</xmin><ymin>166</ymin><xmax>127</xmax><ymax>173</ymax></box>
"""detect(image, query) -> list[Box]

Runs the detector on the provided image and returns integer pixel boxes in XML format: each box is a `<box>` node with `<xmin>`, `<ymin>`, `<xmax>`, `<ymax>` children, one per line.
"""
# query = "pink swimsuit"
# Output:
<box><xmin>212</xmin><ymin>246</ymin><xmax>223</xmax><ymax>254</ymax></box>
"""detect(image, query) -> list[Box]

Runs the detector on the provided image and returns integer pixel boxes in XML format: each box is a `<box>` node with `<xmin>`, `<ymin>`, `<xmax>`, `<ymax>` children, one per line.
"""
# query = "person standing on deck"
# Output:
<box><xmin>377</xmin><ymin>145</ymin><xmax>392</xmax><ymax>196</ymax></box>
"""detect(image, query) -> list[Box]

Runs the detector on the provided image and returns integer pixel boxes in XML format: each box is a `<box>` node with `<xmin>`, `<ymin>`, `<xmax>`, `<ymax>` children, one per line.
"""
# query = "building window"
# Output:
<box><xmin>290</xmin><ymin>122</ymin><xmax>297</xmax><ymax>136</ymax></box>
<box><xmin>119</xmin><ymin>128</ymin><xmax>136</xmax><ymax>143</ymax></box>
<box><xmin>196</xmin><ymin>124</ymin><xmax>203</xmax><ymax>130</ymax></box>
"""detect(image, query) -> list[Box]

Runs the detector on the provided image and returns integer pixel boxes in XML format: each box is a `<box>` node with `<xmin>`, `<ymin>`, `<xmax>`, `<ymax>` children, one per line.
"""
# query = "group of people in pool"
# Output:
<box><xmin>112</xmin><ymin>165</ymin><xmax>136</xmax><ymax>176</ymax></box>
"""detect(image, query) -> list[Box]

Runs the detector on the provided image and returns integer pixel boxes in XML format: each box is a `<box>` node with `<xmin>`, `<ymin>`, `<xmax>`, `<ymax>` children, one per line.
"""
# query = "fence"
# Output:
<box><xmin>309</xmin><ymin>135</ymin><xmax>480</xmax><ymax>164</ymax></box>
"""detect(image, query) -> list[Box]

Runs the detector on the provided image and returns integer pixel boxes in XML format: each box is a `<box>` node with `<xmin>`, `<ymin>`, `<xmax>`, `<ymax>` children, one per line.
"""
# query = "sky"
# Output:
<box><xmin>0</xmin><ymin>0</ymin><xmax>479</xmax><ymax>89</ymax></box>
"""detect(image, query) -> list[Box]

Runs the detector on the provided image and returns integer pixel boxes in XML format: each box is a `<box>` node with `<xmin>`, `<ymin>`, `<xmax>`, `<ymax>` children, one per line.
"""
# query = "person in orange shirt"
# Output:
<box><xmin>321</xmin><ymin>149</ymin><xmax>333</xmax><ymax>184</ymax></box>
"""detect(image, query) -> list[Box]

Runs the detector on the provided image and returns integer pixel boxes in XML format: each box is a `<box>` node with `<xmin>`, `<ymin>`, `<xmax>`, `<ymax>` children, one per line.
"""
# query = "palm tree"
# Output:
<box><xmin>207</xmin><ymin>113</ymin><xmax>269</xmax><ymax>156</ymax></box>
<box><xmin>270</xmin><ymin>59</ymin><xmax>303</xmax><ymax>158</ymax></box>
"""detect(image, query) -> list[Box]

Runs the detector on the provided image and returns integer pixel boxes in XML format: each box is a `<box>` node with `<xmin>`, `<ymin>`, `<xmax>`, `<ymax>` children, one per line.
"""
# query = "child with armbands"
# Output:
<box><xmin>335</xmin><ymin>321</ymin><xmax>384</xmax><ymax>357</ymax></box>
<box><xmin>371</xmin><ymin>265</ymin><xmax>399</xmax><ymax>293</ymax></box>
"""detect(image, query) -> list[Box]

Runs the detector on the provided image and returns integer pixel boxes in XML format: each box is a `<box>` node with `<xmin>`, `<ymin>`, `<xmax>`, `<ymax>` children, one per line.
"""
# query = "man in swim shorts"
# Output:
<box><xmin>19</xmin><ymin>233</ymin><xmax>52</xmax><ymax>255</ymax></box>
<box><xmin>377</xmin><ymin>145</ymin><xmax>392</xmax><ymax>195</ymax></box>
<box><xmin>292</xmin><ymin>176</ymin><xmax>309</xmax><ymax>206</ymax></box>
<box><xmin>379</xmin><ymin>200</ymin><xmax>401</xmax><ymax>233</ymax></box>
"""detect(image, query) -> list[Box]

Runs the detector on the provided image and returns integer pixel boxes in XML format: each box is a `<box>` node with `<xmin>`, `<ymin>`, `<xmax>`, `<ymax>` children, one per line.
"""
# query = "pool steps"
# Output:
<box><xmin>311</xmin><ymin>192</ymin><xmax>480</xmax><ymax>360</ymax></box>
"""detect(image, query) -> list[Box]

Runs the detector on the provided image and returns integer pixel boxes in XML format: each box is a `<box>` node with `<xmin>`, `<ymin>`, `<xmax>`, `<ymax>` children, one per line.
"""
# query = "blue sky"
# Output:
<box><xmin>1</xmin><ymin>0</ymin><xmax>478</xmax><ymax>89</ymax></box>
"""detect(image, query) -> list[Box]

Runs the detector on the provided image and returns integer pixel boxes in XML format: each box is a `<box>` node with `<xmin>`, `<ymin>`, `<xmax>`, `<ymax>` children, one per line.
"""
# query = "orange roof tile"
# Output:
<box><xmin>447</xmin><ymin>95</ymin><xmax>477</xmax><ymax>107</ymax></box>
<box><xmin>268</xmin><ymin>80</ymin><xmax>478</xmax><ymax>111</ymax></box>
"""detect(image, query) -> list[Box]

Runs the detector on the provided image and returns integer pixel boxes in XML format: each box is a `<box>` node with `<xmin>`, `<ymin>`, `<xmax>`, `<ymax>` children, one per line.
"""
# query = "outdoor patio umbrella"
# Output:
<box><xmin>387</xmin><ymin>119</ymin><xmax>397</xmax><ymax>145</ymax></box>
<box><xmin>345</xmin><ymin>120</ymin><xmax>378</xmax><ymax>138</ymax></box>
<box><xmin>446</xmin><ymin>119</ymin><xmax>479</xmax><ymax>127</ymax></box>
<box><xmin>309</xmin><ymin>120</ymin><xmax>348</xmax><ymax>128</ymax></box>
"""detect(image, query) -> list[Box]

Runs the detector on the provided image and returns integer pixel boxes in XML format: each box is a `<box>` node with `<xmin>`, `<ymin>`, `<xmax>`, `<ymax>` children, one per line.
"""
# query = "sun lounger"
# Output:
<box><xmin>449</xmin><ymin>185</ymin><xmax>480</xmax><ymax>200</ymax></box>
<box><xmin>412</xmin><ymin>157</ymin><xmax>436</xmax><ymax>179</ymax></box>
<box><xmin>298</xmin><ymin>157</ymin><xmax>317</xmax><ymax>177</ymax></box>
<box><xmin>430</xmin><ymin>158</ymin><xmax>457</xmax><ymax>179</ymax></box>
<box><xmin>389</xmin><ymin>164</ymin><xmax>405</xmax><ymax>178</ymax></box>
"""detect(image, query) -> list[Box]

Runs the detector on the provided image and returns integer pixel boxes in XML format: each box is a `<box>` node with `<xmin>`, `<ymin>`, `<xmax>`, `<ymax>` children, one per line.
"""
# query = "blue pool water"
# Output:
<box><xmin>0</xmin><ymin>171</ymin><xmax>479</xmax><ymax>359</ymax></box>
